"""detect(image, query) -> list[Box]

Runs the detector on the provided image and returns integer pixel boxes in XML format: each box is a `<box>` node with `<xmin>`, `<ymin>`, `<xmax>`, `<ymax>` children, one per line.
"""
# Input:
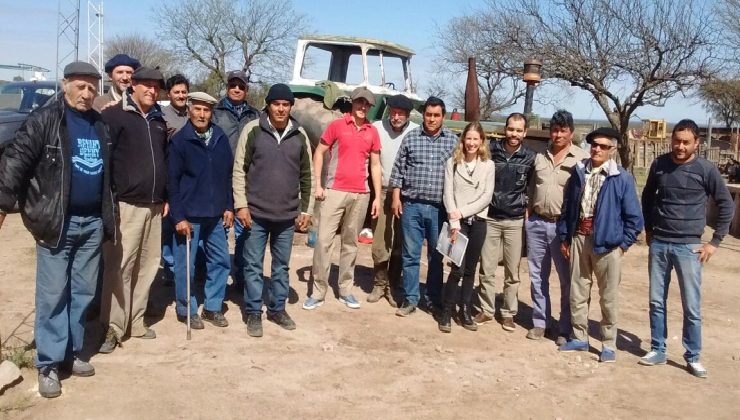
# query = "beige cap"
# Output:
<box><xmin>350</xmin><ymin>86</ymin><xmax>376</xmax><ymax>106</ymax></box>
<box><xmin>187</xmin><ymin>91</ymin><xmax>218</xmax><ymax>106</ymax></box>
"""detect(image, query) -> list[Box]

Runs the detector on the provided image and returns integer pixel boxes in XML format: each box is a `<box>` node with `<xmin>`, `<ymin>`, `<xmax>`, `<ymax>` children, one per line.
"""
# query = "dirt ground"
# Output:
<box><xmin>0</xmin><ymin>211</ymin><xmax>739</xmax><ymax>419</ymax></box>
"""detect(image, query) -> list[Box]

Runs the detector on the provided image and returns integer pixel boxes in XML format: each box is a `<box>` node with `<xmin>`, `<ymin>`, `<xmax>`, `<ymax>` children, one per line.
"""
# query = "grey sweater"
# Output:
<box><xmin>641</xmin><ymin>153</ymin><xmax>734</xmax><ymax>246</ymax></box>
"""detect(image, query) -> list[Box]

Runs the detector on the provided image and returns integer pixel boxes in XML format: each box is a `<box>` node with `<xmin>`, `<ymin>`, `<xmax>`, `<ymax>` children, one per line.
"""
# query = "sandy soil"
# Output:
<box><xmin>0</xmin><ymin>211</ymin><xmax>739</xmax><ymax>419</ymax></box>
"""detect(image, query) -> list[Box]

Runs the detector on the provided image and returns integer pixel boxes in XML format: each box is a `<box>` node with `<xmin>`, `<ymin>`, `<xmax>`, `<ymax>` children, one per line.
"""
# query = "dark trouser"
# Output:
<box><xmin>443</xmin><ymin>218</ymin><xmax>487</xmax><ymax>305</ymax></box>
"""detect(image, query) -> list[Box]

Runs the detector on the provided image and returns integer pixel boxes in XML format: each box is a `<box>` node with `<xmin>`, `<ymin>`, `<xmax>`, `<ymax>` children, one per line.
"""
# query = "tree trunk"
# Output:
<box><xmin>618</xmin><ymin>131</ymin><xmax>633</xmax><ymax>173</ymax></box>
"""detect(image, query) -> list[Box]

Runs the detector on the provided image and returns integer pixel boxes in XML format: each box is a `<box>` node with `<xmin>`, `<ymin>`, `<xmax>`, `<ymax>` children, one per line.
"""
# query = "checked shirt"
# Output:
<box><xmin>389</xmin><ymin>126</ymin><xmax>458</xmax><ymax>204</ymax></box>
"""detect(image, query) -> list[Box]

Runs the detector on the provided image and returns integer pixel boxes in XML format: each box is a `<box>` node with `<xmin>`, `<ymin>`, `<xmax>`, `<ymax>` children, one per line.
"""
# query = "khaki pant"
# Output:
<box><xmin>370</xmin><ymin>189</ymin><xmax>401</xmax><ymax>289</ymax></box>
<box><xmin>311</xmin><ymin>189</ymin><xmax>369</xmax><ymax>299</ymax></box>
<box><xmin>569</xmin><ymin>234</ymin><xmax>622</xmax><ymax>349</ymax></box>
<box><xmin>478</xmin><ymin>218</ymin><xmax>524</xmax><ymax>317</ymax></box>
<box><xmin>101</xmin><ymin>202</ymin><xmax>163</xmax><ymax>337</ymax></box>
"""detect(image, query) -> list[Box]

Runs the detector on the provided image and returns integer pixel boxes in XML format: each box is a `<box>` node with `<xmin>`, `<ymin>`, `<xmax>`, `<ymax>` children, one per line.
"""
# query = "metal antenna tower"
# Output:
<box><xmin>87</xmin><ymin>1</ymin><xmax>104</xmax><ymax>91</ymax></box>
<box><xmin>55</xmin><ymin>0</ymin><xmax>81</xmax><ymax>87</ymax></box>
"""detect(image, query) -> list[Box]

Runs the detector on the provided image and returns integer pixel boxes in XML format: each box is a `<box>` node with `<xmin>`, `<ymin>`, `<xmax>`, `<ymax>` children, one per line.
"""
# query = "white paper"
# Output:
<box><xmin>436</xmin><ymin>221</ymin><xmax>469</xmax><ymax>267</ymax></box>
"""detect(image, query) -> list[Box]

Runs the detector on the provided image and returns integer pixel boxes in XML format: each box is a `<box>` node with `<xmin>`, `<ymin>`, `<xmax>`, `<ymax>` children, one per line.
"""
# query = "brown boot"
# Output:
<box><xmin>367</xmin><ymin>286</ymin><xmax>385</xmax><ymax>303</ymax></box>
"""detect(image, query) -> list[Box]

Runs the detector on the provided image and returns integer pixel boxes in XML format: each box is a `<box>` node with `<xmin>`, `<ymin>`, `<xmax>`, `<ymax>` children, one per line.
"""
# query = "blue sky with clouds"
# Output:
<box><xmin>0</xmin><ymin>0</ymin><xmax>709</xmax><ymax>123</ymax></box>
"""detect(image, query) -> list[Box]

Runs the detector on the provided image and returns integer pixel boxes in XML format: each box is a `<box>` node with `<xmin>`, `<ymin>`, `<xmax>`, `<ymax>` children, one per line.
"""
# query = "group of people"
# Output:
<box><xmin>0</xmin><ymin>52</ymin><xmax>734</xmax><ymax>399</ymax></box>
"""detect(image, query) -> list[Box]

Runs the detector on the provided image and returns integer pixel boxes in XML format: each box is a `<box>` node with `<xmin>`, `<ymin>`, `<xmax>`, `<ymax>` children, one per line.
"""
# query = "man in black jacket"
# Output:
<box><xmin>99</xmin><ymin>67</ymin><xmax>168</xmax><ymax>353</ymax></box>
<box><xmin>476</xmin><ymin>113</ymin><xmax>536</xmax><ymax>331</ymax></box>
<box><xmin>0</xmin><ymin>62</ymin><xmax>115</xmax><ymax>398</ymax></box>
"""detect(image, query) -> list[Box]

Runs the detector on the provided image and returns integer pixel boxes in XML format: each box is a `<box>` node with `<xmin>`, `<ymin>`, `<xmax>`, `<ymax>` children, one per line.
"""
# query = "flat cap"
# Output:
<box><xmin>226</xmin><ymin>70</ymin><xmax>248</xmax><ymax>85</ymax></box>
<box><xmin>385</xmin><ymin>94</ymin><xmax>413</xmax><ymax>111</ymax></box>
<box><xmin>63</xmin><ymin>61</ymin><xmax>101</xmax><ymax>79</ymax></box>
<box><xmin>104</xmin><ymin>54</ymin><xmax>141</xmax><ymax>73</ymax></box>
<box><xmin>586</xmin><ymin>127</ymin><xmax>621</xmax><ymax>145</ymax></box>
<box><xmin>132</xmin><ymin>66</ymin><xmax>164</xmax><ymax>87</ymax></box>
<box><xmin>187</xmin><ymin>91</ymin><xmax>218</xmax><ymax>106</ymax></box>
<box><xmin>265</xmin><ymin>83</ymin><xmax>295</xmax><ymax>105</ymax></box>
<box><xmin>350</xmin><ymin>86</ymin><xmax>376</xmax><ymax>106</ymax></box>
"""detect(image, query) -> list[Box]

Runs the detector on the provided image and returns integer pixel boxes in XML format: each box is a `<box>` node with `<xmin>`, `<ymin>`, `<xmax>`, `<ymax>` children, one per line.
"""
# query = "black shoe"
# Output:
<box><xmin>202</xmin><ymin>309</ymin><xmax>229</xmax><ymax>327</ymax></box>
<box><xmin>438</xmin><ymin>304</ymin><xmax>453</xmax><ymax>333</ymax></box>
<box><xmin>177</xmin><ymin>314</ymin><xmax>205</xmax><ymax>330</ymax></box>
<box><xmin>458</xmin><ymin>304</ymin><xmax>478</xmax><ymax>331</ymax></box>
<box><xmin>267</xmin><ymin>310</ymin><xmax>296</xmax><ymax>330</ymax></box>
<box><xmin>246</xmin><ymin>313</ymin><xmax>263</xmax><ymax>337</ymax></box>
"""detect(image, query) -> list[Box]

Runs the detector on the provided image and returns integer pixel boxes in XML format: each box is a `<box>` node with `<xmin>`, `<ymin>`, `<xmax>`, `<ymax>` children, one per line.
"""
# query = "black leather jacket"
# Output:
<box><xmin>487</xmin><ymin>140</ymin><xmax>536</xmax><ymax>219</ymax></box>
<box><xmin>0</xmin><ymin>94</ymin><xmax>116</xmax><ymax>247</ymax></box>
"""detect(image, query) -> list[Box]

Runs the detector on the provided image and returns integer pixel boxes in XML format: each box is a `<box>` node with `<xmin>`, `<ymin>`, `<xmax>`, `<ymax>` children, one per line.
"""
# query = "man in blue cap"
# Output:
<box><xmin>93</xmin><ymin>53</ymin><xmax>141</xmax><ymax>112</ymax></box>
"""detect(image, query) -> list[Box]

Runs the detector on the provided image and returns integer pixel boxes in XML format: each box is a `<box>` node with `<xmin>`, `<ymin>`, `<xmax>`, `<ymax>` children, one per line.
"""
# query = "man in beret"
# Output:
<box><xmin>367</xmin><ymin>94</ymin><xmax>418</xmax><ymax>306</ymax></box>
<box><xmin>303</xmin><ymin>86</ymin><xmax>382</xmax><ymax>311</ymax></box>
<box><xmin>99</xmin><ymin>66</ymin><xmax>168</xmax><ymax>353</ymax></box>
<box><xmin>233</xmin><ymin>83</ymin><xmax>313</xmax><ymax>336</ymax></box>
<box><xmin>169</xmin><ymin>92</ymin><xmax>234</xmax><ymax>330</ymax></box>
<box><xmin>556</xmin><ymin>127</ymin><xmax>643</xmax><ymax>362</ymax></box>
<box><xmin>0</xmin><ymin>61</ymin><xmax>115</xmax><ymax>397</ymax></box>
<box><xmin>212</xmin><ymin>69</ymin><xmax>260</xmax><ymax>290</ymax></box>
<box><xmin>93</xmin><ymin>53</ymin><xmax>141</xmax><ymax>112</ymax></box>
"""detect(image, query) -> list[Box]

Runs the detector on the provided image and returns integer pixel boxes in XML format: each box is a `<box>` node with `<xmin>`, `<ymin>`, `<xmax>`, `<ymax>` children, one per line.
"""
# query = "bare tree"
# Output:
<box><xmin>422</xmin><ymin>77</ymin><xmax>464</xmax><ymax>110</ymax></box>
<box><xmin>470</xmin><ymin>0</ymin><xmax>720</xmax><ymax>170</ymax></box>
<box><xmin>435</xmin><ymin>14</ymin><xmax>527</xmax><ymax>119</ymax></box>
<box><xmin>700</xmin><ymin>78</ymin><xmax>740</xmax><ymax>129</ymax></box>
<box><xmin>106</xmin><ymin>33</ymin><xmax>178</xmax><ymax>75</ymax></box>
<box><xmin>154</xmin><ymin>0</ymin><xmax>310</xmax><ymax>91</ymax></box>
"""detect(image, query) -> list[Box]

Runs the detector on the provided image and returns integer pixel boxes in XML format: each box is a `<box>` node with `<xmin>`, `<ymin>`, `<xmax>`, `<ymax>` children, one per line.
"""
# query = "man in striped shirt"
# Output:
<box><xmin>389</xmin><ymin>96</ymin><xmax>458</xmax><ymax>317</ymax></box>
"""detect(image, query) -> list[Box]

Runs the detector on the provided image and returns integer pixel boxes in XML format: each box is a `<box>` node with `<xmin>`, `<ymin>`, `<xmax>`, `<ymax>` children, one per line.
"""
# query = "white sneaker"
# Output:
<box><xmin>687</xmin><ymin>361</ymin><xmax>708</xmax><ymax>378</ymax></box>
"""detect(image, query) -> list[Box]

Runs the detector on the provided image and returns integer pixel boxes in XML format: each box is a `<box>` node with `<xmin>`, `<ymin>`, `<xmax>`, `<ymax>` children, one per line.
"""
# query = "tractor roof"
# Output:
<box><xmin>298</xmin><ymin>35</ymin><xmax>415</xmax><ymax>57</ymax></box>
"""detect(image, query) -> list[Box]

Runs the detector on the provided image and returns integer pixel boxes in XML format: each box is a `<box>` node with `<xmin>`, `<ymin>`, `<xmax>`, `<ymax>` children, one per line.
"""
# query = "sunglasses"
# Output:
<box><xmin>591</xmin><ymin>142</ymin><xmax>614</xmax><ymax>150</ymax></box>
<box><xmin>228</xmin><ymin>83</ymin><xmax>246</xmax><ymax>91</ymax></box>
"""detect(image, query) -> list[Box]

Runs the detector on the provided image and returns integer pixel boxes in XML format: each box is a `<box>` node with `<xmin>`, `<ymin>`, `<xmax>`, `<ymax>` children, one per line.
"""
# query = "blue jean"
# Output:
<box><xmin>35</xmin><ymin>215</ymin><xmax>103</xmax><ymax>368</ymax></box>
<box><xmin>242</xmin><ymin>217</ymin><xmax>295</xmax><ymax>315</ymax></box>
<box><xmin>525</xmin><ymin>214</ymin><xmax>571</xmax><ymax>334</ymax></box>
<box><xmin>232</xmin><ymin>218</ymin><xmax>247</xmax><ymax>283</ymax></box>
<box><xmin>400</xmin><ymin>201</ymin><xmax>445</xmax><ymax>306</ymax></box>
<box><xmin>648</xmin><ymin>239</ymin><xmax>703</xmax><ymax>362</ymax></box>
<box><xmin>173</xmin><ymin>217</ymin><xmax>230</xmax><ymax>316</ymax></box>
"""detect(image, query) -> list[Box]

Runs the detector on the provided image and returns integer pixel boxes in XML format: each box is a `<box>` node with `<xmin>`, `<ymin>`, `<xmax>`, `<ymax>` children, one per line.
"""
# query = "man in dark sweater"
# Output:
<box><xmin>169</xmin><ymin>92</ymin><xmax>234</xmax><ymax>329</ymax></box>
<box><xmin>639</xmin><ymin>119</ymin><xmax>735</xmax><ymax>378</ymax></box>
<box><xmin>0</xmin><ymin>62</ymin><xmax>115</xmax><ymax>397</ymax></box>
<box><xmin>99</xmin><ymin>67</ymin><xmax>169</xmax><ymax>353</ymax></box>
<box><xmin>233</xmin><ymin>84</ymin><xmax>313</xmax><ymax>337</ymax></box>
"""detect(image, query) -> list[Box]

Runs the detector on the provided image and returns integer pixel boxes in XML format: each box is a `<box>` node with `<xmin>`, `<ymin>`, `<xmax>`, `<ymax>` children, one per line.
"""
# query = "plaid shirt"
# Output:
<box><xmin>389</xmin><ymin>126</ymin><xmax>458</xmax><ymax>203</ymax></box>
<box><xmin>580</xmin><ymin>160</ymin><xmax>608</xmax><ymax>218</ymax></box>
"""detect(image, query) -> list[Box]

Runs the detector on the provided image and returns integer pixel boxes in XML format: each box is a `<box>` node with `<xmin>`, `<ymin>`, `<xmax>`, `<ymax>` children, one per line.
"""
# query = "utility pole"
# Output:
<box><xmin>56</xmin><ymin>0</ymin><xmax>81</xmax><ymax>88</ymax></box>
<box><xmin>87</xmin><ymin>1</ymin><xmax>104</xmax><ymax>91</ymax></box>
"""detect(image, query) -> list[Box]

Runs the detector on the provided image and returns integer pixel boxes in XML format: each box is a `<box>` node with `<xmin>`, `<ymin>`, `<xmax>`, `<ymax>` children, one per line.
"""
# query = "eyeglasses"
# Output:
<box><xmin>228</xmin><ymin>83</ymin><xmax>246</xmax><ymax>91</ymax></box>
<box><xmin>591</xmin><ymin>142</ymin><xmax>614</xmax><ymax>150</ymax></box>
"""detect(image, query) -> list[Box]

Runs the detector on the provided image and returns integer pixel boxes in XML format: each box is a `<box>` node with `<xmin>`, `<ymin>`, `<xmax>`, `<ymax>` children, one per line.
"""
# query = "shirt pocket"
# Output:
<box><xmin>516</xmin><ymin>166</ymin><xmax>528</xmax><ymax>186</ymax></box>
<box><xmin>42</xmin><ymin>145</ymin><xmax>62</xmax><ymax>168</ymax></box>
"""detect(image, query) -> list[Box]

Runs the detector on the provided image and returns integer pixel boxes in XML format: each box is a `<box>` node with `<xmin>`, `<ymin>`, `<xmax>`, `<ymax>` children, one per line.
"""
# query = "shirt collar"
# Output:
<box><xmin>343</xmin><ymin>112</ymin><xmax>370</xmax><ymax>130</ymax></box>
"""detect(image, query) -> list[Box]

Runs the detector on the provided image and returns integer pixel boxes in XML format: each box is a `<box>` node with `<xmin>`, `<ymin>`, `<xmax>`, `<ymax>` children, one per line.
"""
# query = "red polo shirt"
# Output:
<box><xmin>321</xmin><ymin>113</ymin><xmax>381</xmax><ymax>193</ymax></box>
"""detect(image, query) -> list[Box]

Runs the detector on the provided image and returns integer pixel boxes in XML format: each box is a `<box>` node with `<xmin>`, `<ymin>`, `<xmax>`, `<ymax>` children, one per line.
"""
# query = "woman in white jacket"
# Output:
<box><xmin>440</xmin><ymin>122</ymin><xmax>495</xmax><ymax>333</ymax></box>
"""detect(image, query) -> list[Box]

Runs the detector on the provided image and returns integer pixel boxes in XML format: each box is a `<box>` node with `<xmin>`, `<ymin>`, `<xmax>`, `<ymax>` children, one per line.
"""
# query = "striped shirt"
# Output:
<box><xmin>580</xmin><ymin>160</ymin><xmax>607</xmax><ymax>218</ymax></box>
<box><xmin>389</xmin><ymin>126</ymin><xmax>458</xmax><ymax>204</ymax></box>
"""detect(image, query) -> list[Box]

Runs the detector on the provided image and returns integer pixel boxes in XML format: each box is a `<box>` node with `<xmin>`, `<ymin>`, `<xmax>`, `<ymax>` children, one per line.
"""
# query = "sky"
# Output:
<box><xmin>0</xmin><ymin>0</ymin><xmax>711</xmax><ymax>123</ymax></box>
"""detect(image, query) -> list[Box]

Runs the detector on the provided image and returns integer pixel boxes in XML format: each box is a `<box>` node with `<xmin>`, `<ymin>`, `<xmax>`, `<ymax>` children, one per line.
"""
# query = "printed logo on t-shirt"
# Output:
<box><xmin>72</xmin><ymin>138</ymin><xmax>103</xmax><ymax>175</ymax></box>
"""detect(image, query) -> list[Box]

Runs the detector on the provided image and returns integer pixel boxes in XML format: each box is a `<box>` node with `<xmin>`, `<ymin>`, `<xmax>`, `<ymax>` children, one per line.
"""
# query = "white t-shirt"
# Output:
<box><xmin>373</xmin><ymin>118</ymin><xmax>419</xmax><ymax>187</ymax></box>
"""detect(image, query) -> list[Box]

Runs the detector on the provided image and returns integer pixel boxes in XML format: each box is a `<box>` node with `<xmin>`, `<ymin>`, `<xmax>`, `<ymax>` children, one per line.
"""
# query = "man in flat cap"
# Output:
<box><xmin>93</xmin><ymin>53</ymin><xmax>141</xmax><ymax>112</ymax></box>
<box><xmin>303</xmin><ymin>86</ymin><xmax>381</xmax><ymax>311</ymax></box>
<box><xmin>169</xmin><ymin>92</ymin><xmax>234</xmax><ymax>330</ymax></box>
<box><xmin>99</xmin><ymin>66</ymin><xmax>168</xmax><ymax>353</ymax></box>
<box><xmin>212</xmin><ymin>70</ymin><xmax>260</xmax><ymax>289</ymax></box>
<box><xmin>233</xmin><ymin>83</ymin><xmax>313</xmax><ymax>336</ymax></box>
<box><xmin>556</xmin><ymin>127</ymin><xmax>643</xmax><ymax>362</ymax></box>
<box><xmin>0</xmin><ymin>61</ymin><xmax>114</xmax><ymax>397</ymax></box>
<box><xmin>389</xmin><ymin>96</ymin><xmax>458</xmax><ymax>317</ymax></box>
<box><xmin>367</xmin><ymin>94</ymin><xmax>418</xmax><ymax>306</ymax></box>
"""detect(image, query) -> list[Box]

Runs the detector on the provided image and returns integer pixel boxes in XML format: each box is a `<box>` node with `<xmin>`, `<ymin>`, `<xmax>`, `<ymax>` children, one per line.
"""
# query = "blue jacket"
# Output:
<box><xmin>168</xmin><ymin>121</ymin><xmax>233</xmax><ymax>223</ymax></box>
<box><xmin>557</xmin><ymin>159</ymin><xmax>644</xmax><ymax>254</ymax></box>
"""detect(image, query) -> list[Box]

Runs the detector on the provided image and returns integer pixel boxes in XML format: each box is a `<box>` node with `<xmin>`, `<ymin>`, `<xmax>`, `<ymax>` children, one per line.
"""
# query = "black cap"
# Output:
<box><xmin>227</xmin><ymin>70</ymin><xmax>249</xmax><ymax>85</ymax></box>
<box><xmin>385</xmin><ymin>94</ymin><xmax>413</xmax><ymax>111</ymax></box>
<box><xmin>104</xmin><ymin>54</ymin><xmax>141</xmax><ymax>73</ymax></box>
<box><xmin>586</xmin><ymin>127</ymin><xmax>620</xmax><ymax>144</ymax></box>
<box><xmin>63</xmin><ymin>61</ymin><xmax>101</xmax><ymax>79</ymax></box>
<box><xmin>265</xmin><ymin>83</ymin><xmax>295</xmax><ymax>105</ymax></box>
<box><xmin>132</xmin><ymin>66</ymin><xmax>164</xmax><ymax>88</ymax></box>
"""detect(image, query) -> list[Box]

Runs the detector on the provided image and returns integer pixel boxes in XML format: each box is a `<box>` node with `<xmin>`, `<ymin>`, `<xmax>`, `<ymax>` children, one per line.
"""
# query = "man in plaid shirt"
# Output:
<box><xmin>389</xmin><ymin>96</ymin><xmax>458</xmax><ymax>317</ymax></box>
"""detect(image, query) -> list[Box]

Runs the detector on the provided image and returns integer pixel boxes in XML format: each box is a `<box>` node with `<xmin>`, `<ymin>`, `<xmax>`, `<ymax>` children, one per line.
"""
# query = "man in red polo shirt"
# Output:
<box><xmin>304</xmin><ymin>87</ymin><xmax>382</xmax><ymax>310</ymax></box>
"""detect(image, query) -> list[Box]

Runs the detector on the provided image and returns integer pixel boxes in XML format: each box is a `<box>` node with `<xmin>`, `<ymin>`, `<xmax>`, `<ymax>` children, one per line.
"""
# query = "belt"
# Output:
<box><xmin>576</xmin><ymin>217</ymin><xmax>594</xmax><ymax>235</ymax></box>
<box><xmin>535</xmin><ymin>213</ymin><xmax>559</xmax><ymax>223</ymax></box>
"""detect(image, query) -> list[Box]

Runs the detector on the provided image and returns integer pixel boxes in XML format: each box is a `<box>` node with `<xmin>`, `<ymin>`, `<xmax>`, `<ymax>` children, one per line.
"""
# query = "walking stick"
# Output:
<box><xmin>186</xmin><ymin>232</ymin><xmax>192</xmax><ymax>341</ymax></box>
